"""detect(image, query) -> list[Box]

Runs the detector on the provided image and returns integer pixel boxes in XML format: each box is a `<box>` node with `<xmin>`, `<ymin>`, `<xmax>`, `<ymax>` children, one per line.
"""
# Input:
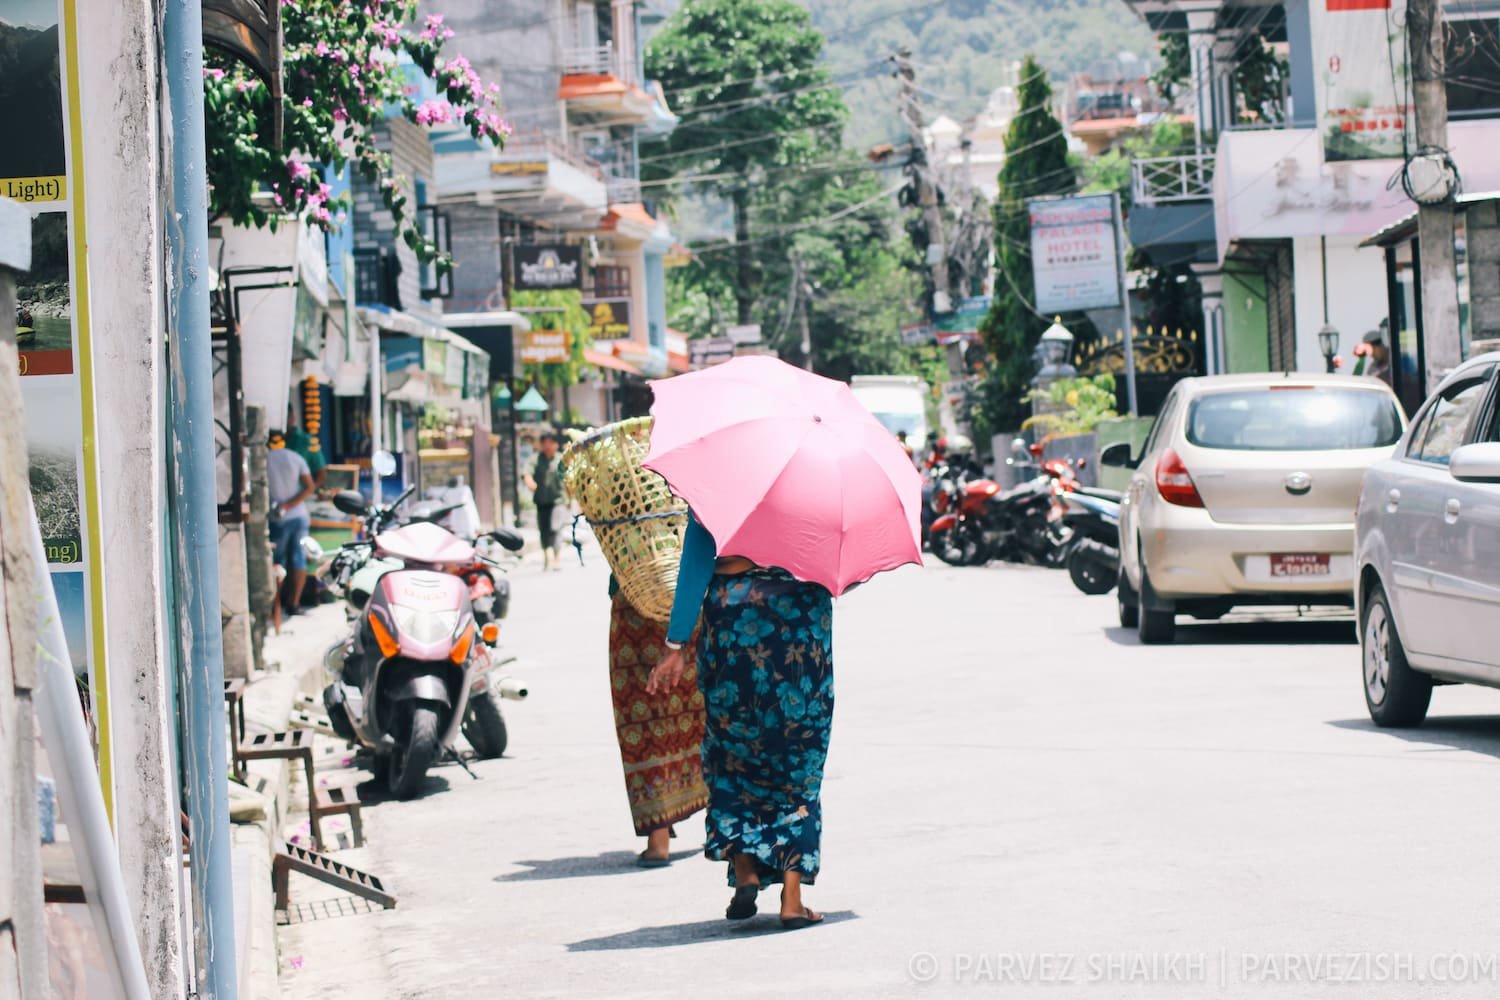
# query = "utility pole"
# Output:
<box><xmin>1407</xmin><ymin>0</ymin><xmax>1462</xmax><ymax>388</ymax></box>
<box><xmin>796</xmin><ymin>260</ymin><xmax>814</xmax><ymax>372</ymax></box>
<box><xmin>894</xmin><ymin>48</ymin><xmax>951</xmax><ymax>315</ymax></box>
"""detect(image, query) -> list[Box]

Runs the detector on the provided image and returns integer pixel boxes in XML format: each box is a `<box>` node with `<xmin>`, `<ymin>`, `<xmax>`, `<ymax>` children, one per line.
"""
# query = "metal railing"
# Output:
<box><xmin>563</xmin><ymin>43</ymin><xmax>615</xmax><ymax>76</ymax></box>
<box><xmin>606</xmin><ymin>176</ymin><xmax>641</xmax><ymax>204</ymax></box>
<box><xmin>496</xmin><ymin>129</ymin><xmax>606</xmax><ymax>180</ymax></box>
<box><xmin>1130</xmin><ymin>149</ymin><xmax>1216</xmax><ymax>205</ymax></box>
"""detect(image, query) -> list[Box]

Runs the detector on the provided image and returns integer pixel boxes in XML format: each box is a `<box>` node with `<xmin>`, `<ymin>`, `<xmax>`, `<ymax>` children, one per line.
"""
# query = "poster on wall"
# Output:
<box><xmin>1310</xmin><ymin>0</ymin><xmax>1409</xmax><ymax>161</ymax></box>
<box><xmin>5</xmin><ymin>0</ymin><xmax>109</xmax><ymax>797</ymax></box>
<box><xmin>1028</xmin><ymin>195</ymin><xmax>1121</xmax><ymax>314</ymax></box>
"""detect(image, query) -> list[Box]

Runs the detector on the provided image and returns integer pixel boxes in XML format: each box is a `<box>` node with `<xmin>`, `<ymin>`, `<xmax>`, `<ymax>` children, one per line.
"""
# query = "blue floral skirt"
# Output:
<box><xmin>697</xmin><ymin>570</ymin><xmax>834</xmax><ymax>887</ymax></box>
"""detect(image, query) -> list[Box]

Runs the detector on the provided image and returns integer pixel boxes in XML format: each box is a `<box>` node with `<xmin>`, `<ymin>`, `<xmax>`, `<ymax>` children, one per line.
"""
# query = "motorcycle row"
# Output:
<box><xmin>922</xmin><ymin>440</ymin><xmax>1123</xmax><ymax>596</ymax></box>
<box><xmin>301</xmin><ymin>457</ymin><xmax>531</xmax><ymax>800</ymax></box>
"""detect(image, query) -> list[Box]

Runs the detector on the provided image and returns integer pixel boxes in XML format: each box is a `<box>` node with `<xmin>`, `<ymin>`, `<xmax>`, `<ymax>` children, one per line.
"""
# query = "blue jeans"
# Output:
<box><xmin>270</xmin><ymin>514</ymin><xmax>310</xmax><ymax>571</ymax></box>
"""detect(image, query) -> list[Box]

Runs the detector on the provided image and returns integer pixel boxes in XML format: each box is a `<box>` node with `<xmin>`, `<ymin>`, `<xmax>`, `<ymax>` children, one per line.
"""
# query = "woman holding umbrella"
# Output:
<box><xmin>644</xmin><ymin>357</ymin><xmax>922</xmax><ymax>931</ymax></box>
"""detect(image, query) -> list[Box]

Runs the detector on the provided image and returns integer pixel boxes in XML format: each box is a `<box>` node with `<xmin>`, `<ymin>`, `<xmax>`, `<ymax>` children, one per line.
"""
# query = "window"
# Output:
<box><xmin>1413</xmin><ymin>374</ymin><xmax>1493</xmax><ymax>465</ymax></box>
<box><xmin>1446</xmin><ymin>18</ymin><xmax>1500</xmax><ymax>119</ymax></box>
<box><xmin>593</xmin><ymin>265</ymin><xmax>630</xmax><ymax>298</ymax></box>
<box><xmin>1141</xmin><ymin>390</ymin><xmax>1181</xmax><ymax>458</ymax></box>
<box><xmin>1186</xmin><ymin>388</ymin><xmax>1404</xmax><ymax>451</ymax></box>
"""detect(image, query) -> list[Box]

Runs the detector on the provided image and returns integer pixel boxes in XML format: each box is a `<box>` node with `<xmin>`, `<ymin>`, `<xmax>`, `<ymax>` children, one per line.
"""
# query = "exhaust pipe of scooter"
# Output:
<box><xmin>496</xmin><ymin>677</ymin><xmax>529</xmax><ymax>701</ymax></box>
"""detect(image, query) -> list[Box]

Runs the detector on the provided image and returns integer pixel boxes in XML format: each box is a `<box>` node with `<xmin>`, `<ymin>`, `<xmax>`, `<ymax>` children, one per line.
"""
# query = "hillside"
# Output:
<box><xmin>809</xmin><ymin>0</ymin><xmax>1158</xmax><ymax>147</ymax></box>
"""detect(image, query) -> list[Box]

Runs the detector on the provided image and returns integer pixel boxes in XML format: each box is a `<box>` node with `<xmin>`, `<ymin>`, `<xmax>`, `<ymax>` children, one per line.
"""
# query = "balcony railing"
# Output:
<box><xmin>564</xmin><ymin>44</ymin><xmax>613</xmax><ymax>75</ymax></box>
<box><xmin>1131</xmin><ymin>150</ymin><xmax>1216</xmax><ymax>206</ymax></box>
<box><xmin>498</xmin><ymin>129</ymin><xmax>606</xmax><ymax>180</ymax></box>
<box><xmin>606</xmin><ymin>176</ymin><xmax>641</xmax><ymax>204</ymax></box>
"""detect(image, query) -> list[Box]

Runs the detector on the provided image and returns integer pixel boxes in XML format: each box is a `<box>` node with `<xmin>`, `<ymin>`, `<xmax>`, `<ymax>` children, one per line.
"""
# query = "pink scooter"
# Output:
<box><xmin>325</xmin><ymin>487</ymin><xmax>524</xmax><ymax>799</ymax></box>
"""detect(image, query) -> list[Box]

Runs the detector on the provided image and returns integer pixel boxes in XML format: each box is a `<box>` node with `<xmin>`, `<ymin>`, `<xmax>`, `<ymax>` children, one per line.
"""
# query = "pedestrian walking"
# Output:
<box><xmin>266</xmin><ymin>430</ymin><xmax>317</xmax><ymax>615</ymax></box>
<box><xmin>525</xmin><ymin>432</ymin><xmax>565</xmax><ymax>570</ymax></box>
<box><xmin>642</xmin><ymin>356</ymin><xmax>923</xmax><ymax>931</ymax></box>
<box><xmin>648</xmin><ymin>519</ymin><xmax>835</xmax><ymax>929</ymax></box>
<box><xmin>607</xmin><ymin>582</ymin><xmax>708</xmax><ymax>867</ymax></box>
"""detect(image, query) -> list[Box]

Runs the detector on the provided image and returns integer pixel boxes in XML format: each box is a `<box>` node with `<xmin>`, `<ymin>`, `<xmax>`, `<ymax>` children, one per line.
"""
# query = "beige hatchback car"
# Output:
<box><xmin>1103</xmin><ymin>374</ymin><xmax>1406</xmax><ymax>643</ymax></box>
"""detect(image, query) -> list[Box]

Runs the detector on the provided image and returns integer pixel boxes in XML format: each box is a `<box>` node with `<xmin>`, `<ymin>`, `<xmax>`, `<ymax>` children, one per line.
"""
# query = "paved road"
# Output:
<box><xmin>278</xmin><ymin>557</ymin><xmax>1500</xmax><ymax>999</ymax></box>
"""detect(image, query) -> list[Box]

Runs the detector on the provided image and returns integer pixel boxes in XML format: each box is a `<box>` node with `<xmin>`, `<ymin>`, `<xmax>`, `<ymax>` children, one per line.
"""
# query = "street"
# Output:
<box><xmin>278</xmin><ymin>557</ymin><xmax>1500</xmax><ymax>1000</ymax></box>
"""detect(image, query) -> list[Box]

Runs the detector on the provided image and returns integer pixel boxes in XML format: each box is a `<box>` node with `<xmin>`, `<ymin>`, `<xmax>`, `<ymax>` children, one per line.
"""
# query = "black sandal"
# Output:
<box><xmin>780</xmin><ymin>907</ymin><xmax>824</xmax><ymax>930</ymax></box>
<box><xmin>725</xmin><ymin>883</ymin><xmax>760</xmax><ymax>921</ymax></box>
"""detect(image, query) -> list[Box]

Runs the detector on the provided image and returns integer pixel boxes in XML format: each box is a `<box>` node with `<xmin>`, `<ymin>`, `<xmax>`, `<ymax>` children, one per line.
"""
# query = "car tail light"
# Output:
<box><xmin>1155</xmin><ymin>448</ymin><xmax>1205</xmax><ymax>508</ymax></box>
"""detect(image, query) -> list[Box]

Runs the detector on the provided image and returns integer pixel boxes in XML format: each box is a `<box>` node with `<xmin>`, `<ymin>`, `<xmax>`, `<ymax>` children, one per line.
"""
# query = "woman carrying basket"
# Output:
<box><xmin>561</xmin><ymin>419</ymin><xmax>709</xmax><ymax>868</ymax></box>
<box><xmin>606</xmin><ymin>579</ymin><xmax>708</xmax><ymax>867</ymax></box>
<box><xmin>642</xmin><ymin>356</ymin><xmax>924</xmax><ymax>932</ymax></box>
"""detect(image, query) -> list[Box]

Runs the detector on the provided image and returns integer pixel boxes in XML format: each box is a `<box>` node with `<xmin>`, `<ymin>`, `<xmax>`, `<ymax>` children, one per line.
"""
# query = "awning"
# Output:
<box><xmin>584</xmin><ymin>348</ymin><xmax>642</xmax><ymax>375</ymax></box>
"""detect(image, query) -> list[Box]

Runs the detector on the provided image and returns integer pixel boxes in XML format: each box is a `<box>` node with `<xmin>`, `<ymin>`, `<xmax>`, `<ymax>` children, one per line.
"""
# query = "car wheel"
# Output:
<box><xmin>1117</xmin><ymin>566</ymin><xmax>1139</xmax><ymax>628</ymax></box>
<box><xmin>1136</xmin><ymin>563</ymin><xmax>1176</xmax><ymax>644</ymax></box>
<box><xmin>1362</xmin><ymin>584</ymin><xmax>1431</xmax><ymax>728</ymax></box>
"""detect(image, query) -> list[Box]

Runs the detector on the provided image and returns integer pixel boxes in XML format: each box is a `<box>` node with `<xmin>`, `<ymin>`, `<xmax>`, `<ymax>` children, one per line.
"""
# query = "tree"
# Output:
<box><xmin>974</xmin><ymin>54</ymin><xmax>1076</xmax><ymax>441</ymax></box>
<box><xmin>509</xmin><ymin>289</ymin><xmax>593</xmax><ymax>392</ymax></box>
<box><xmin>644</xmin><ymin>0</ymin><xmax>848</xmax><ymax>322</ymax></box>
<box><xmin>203</xmin><ymin>1</ymin><xmax>507</xmax><ymax>265</ymax></box>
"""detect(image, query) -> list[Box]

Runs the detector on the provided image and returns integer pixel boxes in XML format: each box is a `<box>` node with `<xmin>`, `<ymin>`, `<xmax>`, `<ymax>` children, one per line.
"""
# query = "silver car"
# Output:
<box><xmin>1356</xmin><ymin>352</ymin><xmax>1500</xmax><ymax>727</ymax></box>
<box><xmin>1105</xmin><ymin>374</ymin><xmax>1406</xmax><ymax>644</ymax></box>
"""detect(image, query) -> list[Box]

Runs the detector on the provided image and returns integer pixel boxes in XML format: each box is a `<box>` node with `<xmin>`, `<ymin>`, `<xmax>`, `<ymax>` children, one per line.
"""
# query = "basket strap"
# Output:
<box><xmin>584</xmin><ymin>509</ymin><xmax>687</xmax><ymax>529</ymax></box>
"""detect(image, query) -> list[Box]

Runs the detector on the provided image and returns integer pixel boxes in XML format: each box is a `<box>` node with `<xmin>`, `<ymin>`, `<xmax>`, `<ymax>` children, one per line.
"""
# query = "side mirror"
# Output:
<box><xmin>1450</xmin><ymin>442</ymin><xmax>1500</xmax><ymax>483</ymax></box>
<box><xmin>489</xmin><ymin>527</ymin><xmax>526</xmax><ymax>552</ymax></box>
<box><xmin>332</xmin><ymin>490</ymin><xmax>369</xmax><ymax>517</ymax></box>
<box><xmin>1099</xmin><ymin>442</ymin><xmax>1137</xmax><ymax>469</ymax></box>
<box><xmin>372</xmin><ymin>450</ymin><xmax>397</xmax><ymax>478</ymax></box>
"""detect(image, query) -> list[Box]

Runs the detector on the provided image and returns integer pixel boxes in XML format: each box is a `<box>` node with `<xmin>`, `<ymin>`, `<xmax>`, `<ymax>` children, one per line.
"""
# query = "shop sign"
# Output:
<box><xmin>520</xmin><ymin>328</ymin><xmax>571</xmax><ymax>365</ymax></box>
<box><xmin>1310</xmin><ymin>0</ymin><xmax>1409</xmax><ymax>161</ymax></box>
<box><xmin>583</xmin><ymin>297</ymin><xmax>631</xmax><ymax>340</ymax></box>
<box><xmin>492</xmin><ymin>160</ymin><xmax>549</xmax><ymax>176</ymax></box>
<box><xmin>689</xmin><ymin>337</ymin><xmax>736</xmax><ymax>369</ymax></box>
<box><xmin>514</xmin><ymin>244</ymin><xmax>582</xmax><ymax>290</ymax></box>
<box><xmin>1028</xmin><ymin>195</ymin><xmax>1121</xmax><ymax>313</ymax></box>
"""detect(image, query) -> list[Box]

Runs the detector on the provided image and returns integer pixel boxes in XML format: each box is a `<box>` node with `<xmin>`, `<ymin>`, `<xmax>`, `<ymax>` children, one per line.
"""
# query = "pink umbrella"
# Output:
<box><xmin>643</xmin><ymin>356</ymin><xmax>923</xmax><ymax>596</ymax></box>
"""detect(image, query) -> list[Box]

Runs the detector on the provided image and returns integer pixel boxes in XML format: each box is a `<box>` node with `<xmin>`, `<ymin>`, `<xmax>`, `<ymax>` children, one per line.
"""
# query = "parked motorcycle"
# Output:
<box><xmin>1059</xmin><ymin>490</ymin><xmax>1122</xmax><ymax>595</ymax></box>
<box><xmin>321</xmin><ymin>483</ymin><xmax>526</xmax><ymax>798</ymax></box>
<box><xmin>929</xmin><ymin>460</ymin><xmax>1075</xmax><ymax>567</ymax></box>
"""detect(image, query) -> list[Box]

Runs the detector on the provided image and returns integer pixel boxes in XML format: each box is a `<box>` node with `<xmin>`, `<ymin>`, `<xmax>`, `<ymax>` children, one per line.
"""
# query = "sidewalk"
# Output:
<box><xmin>229</xmin><ymin>601</ymin><xmax>348</xmax><ymax>1000</ymax></box>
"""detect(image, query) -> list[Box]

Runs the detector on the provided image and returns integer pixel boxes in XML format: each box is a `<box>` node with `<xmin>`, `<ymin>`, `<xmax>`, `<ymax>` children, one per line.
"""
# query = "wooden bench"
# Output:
<box><xmin>272</xmin><ymin>842</ymin><xmax>394</xmax><ymax>917</ymax></box>
<box><xmin>224</xmin><ymin>678</ymin><xmax>248</xmax><ymax>780</ymax></box>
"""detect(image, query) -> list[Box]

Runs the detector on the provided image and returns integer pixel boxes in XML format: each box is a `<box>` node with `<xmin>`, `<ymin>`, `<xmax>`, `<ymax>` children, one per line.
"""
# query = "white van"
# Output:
<box><xmin>850</xmin><ymin>375</ymin><xmax>930</xmax><ymax>448</ymax></box>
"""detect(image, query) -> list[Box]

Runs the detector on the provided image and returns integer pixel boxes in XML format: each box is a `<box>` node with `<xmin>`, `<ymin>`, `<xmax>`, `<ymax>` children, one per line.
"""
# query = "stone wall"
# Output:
<box><xmin>1465</xmin><ymin>199</ymin><xmax>1500</xmax><ymax>347</ymax></box>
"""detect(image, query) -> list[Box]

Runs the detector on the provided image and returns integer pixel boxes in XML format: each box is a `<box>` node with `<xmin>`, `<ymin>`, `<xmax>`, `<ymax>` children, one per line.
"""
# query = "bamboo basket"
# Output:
<box><xmin>562</xmin><ymin>417</ymin><xmax>687</xmax><ymax>623</ymax></box>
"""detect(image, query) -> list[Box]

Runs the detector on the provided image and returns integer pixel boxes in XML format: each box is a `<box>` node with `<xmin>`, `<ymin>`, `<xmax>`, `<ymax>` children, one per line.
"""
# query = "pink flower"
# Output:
<box><xmin>287</xmin><ymin>160</ymin><xmax>314</xmax><ymax>181</ymax></box>
<box><xmin>315</xmin><ymin>40</ymin><xmax>330</xmax><ymax>57</ymax></box>
<box><xmin>204</xmin><ymin>67</ymin><xmax>226</xmax><ymax>81</ymax></box>
<box><xmin>414</xmin><ymin>99</ymin><xmax>453</xmax><ymax>125</ymax></box>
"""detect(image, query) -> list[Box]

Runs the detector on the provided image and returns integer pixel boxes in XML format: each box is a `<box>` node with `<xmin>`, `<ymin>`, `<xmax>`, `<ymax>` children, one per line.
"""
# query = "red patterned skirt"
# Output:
<box><xmin>609</xmin><ymin>592</ymin><xmax>709</xmax><ymax>835</ymax></box>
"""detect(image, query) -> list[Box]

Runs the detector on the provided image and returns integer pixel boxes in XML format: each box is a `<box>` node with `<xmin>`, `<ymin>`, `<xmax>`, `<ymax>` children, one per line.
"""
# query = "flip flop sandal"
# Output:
<box><xmin>780</xmin><ymin>908</ymin><xmax>824</xmax><ymax>931</ymax></box>
<box><xmin>635</xmin><ymin>852</ymin><xmax>671</xmax><ymax>869</ymax></box>
<box><xmin>725</xmin><ymin>884</ymin><xmax>760</xmax><ymax>920</ymax></box>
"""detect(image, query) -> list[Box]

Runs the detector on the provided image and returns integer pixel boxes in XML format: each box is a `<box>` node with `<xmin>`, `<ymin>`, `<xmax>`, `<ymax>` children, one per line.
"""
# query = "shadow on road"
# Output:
<box><xmin>1103</xmin><ymin>615</ymin><xmax>1356</xmax><ymax>648</ymax></box>
<box><xmin>353</xmin><ymin>774</ymin><xmax>453</xmax><ymax>804</ymax></box>
<box><xmin>495</xmin><ymin>848</ymin><xmax>703</xmax><ymax>882</ymax></box>
<box><xmin>566</xmin><ymin>910</ymin><xmax>860</xmax><ymax>951</ymax></box>
<box><xmin>1328</xmin><ymin>715</ymin><xmax>1500</xmax><ymax>761</ymax></box>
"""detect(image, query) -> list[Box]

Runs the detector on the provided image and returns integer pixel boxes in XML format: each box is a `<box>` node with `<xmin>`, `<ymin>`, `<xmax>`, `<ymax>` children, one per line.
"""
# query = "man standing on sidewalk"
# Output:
<box><xmin>267</xmin><ymin>430</ymin><xmax>317</xmax><ymax>614</ymax></box>
<box><xmin>525</xmin><ymin>432</ymin><xmax>565</xmax><ymax>570</ymax></box>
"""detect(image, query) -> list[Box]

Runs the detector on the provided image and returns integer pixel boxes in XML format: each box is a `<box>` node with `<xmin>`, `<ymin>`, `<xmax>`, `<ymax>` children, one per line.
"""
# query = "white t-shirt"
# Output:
<box><xmin>266</xmin><ymin>448</ymin><xmax>311</xmax><ymax>520</ymax></box>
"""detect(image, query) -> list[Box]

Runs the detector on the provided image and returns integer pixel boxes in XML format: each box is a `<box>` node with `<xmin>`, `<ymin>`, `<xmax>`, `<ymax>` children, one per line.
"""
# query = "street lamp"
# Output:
<box><xmin>1318</xmin><ymin>323</ymin><xmax>1340</xmax><ymax>373</ymax></box>
<box><xmin>1037</xmin><ymin>317</ymin><xmax>1077</xmax><ymax>377</ymax></box>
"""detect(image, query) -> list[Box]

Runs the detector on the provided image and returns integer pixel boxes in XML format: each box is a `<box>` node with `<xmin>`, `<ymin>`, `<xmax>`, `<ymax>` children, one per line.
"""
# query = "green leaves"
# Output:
<box><xmin>204</xmin><ymin>2</ymin><xmax>506</xmax><ymax>266</ymax></box>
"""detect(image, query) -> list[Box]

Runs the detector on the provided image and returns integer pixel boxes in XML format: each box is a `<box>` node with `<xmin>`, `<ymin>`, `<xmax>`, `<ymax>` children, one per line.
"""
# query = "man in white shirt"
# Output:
<box><xmin>267</xmin><ymin>431</ymin><xmax>317</xmax><ymax>615</ymax></box>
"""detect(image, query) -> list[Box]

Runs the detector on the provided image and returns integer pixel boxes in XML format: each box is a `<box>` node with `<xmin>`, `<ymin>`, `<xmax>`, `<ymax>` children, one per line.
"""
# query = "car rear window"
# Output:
<box><xmin>1186</xmin><ymin>388</ymin><xmax>1404</xmax><ymax>451</ymax></box>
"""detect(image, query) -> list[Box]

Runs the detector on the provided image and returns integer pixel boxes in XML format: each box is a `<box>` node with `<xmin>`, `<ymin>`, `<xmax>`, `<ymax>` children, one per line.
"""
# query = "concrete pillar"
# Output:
<box><xmin>76</xmin><ymin>3</ymin><xmax>188</xmax><ymax>992</ymax></box>
<box><xmin>245</xmin><ymin>405</ymin><xmax>276</xmax><ymax>670</ymax></box>
<box><xmin>1193</xmin><ymin>265</ymin><xmax>1226</xmax><ymax>374</ymax></box>
<box><xmin>1185</xmin><ymin>9</ymin><xmax>1218</xmax><ymax>145</ymax></box>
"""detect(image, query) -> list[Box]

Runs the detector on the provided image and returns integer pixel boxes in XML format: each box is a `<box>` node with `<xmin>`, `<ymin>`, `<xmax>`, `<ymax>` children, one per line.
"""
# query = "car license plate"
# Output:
<box><xmin>1270</xmin><ymin>553</ymin><xmax>1331</xmax><ymax>577</ymax></box>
